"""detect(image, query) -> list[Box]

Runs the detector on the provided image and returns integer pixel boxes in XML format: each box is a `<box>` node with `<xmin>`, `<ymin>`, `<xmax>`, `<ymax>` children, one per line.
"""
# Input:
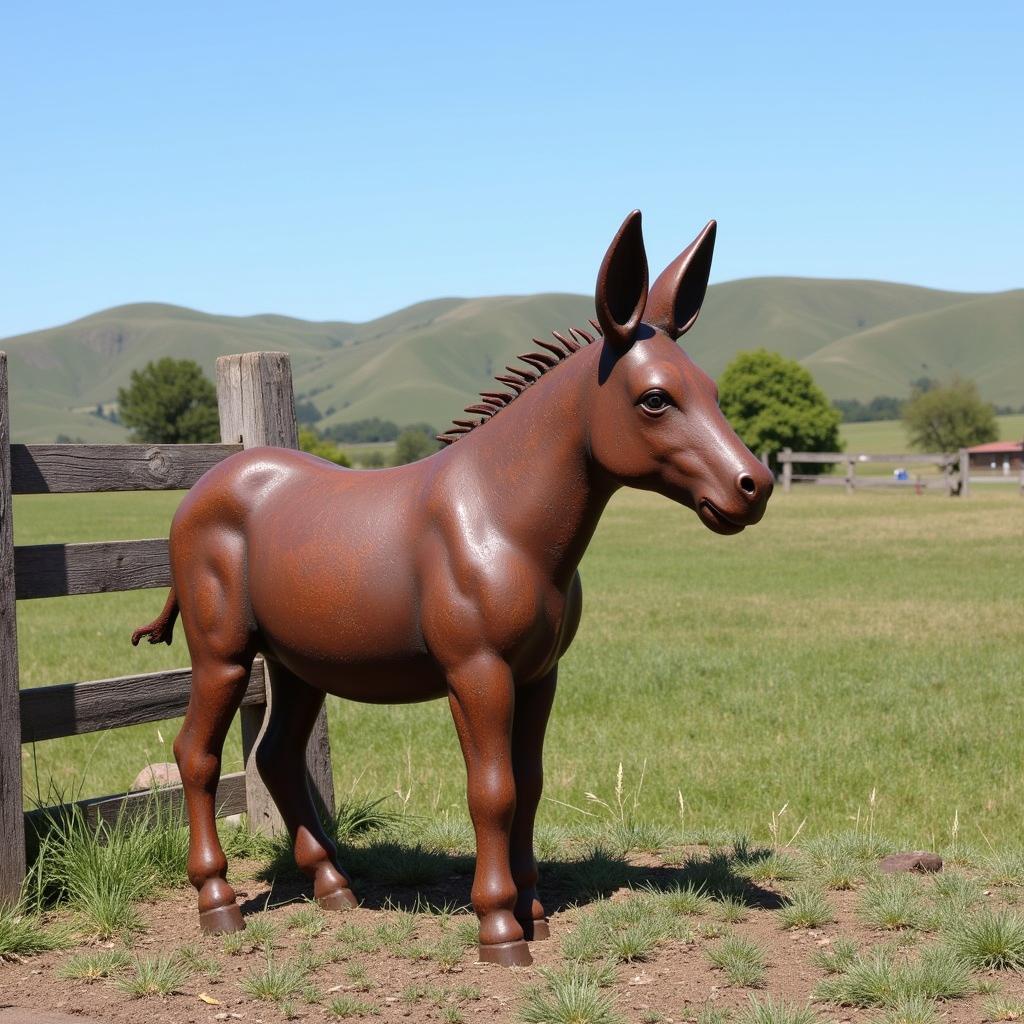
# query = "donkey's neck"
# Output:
<box><xmin>439</xmin><ymin>345</ymin><xmax>614</xmax><ymax>589</ymax></box>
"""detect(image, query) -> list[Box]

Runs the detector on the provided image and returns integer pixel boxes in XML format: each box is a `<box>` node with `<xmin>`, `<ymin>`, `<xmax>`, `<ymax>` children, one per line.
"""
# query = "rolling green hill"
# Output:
<box><xmin>2</xmin><ymin>279</ymin><xmax>1020</xmax><ymax>442</ymax></box>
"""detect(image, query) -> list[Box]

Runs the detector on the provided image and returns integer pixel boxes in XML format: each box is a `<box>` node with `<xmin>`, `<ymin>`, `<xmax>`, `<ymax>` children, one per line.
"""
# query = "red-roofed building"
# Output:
<box><xmin>966</xmin><ymin>440</ymin><xmax>1023</xmax><ymax>473</ymax></box>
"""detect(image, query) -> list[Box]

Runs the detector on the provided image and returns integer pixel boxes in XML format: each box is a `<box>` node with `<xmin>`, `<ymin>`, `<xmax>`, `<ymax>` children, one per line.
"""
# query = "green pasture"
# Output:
<box><xmin>12</xmin><ymin>483</ymin><xmax>1023</xmax><ymax>845</ymax></box>
<box><xmin>840</xmin><ymin>413</ymin><xmax>1024</xmax><ymax>453</ymax></box>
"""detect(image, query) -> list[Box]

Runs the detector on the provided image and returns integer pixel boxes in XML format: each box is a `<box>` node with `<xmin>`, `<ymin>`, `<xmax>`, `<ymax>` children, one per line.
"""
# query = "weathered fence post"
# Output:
<box><xmin>216</xmin><ymin>352</ymin><xmax>336</xmax><ymax>833</ymax></box>
<box><xmin>958</xmin><ymin>448</ymin><xmax>970</xmax><ymax>498</ymax></box>
<box><xmin>0</xmin><ymin>354</ymin><xmax>26</xmax><ymax>904</ymax></box>
<box><xmin>845</xmin><ymin>456</ymin><xmax>856</xmax><ymax>495</ymax></box>
<box><xmin>782</xmin><ymin>448</ymin><xmax>793</xmax><ymax>494</ymax></box>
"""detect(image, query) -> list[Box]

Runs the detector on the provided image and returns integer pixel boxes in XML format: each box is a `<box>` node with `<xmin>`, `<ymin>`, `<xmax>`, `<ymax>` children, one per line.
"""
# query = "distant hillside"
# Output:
<box><xmin>2</xmin><ymin>279</ymin><xmax>1021</xmax><ymax>442</ymax></box>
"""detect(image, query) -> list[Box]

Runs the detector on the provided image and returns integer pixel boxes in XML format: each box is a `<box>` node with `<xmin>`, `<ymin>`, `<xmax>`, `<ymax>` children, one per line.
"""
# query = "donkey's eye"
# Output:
<box><xmin>638</xmin><ymin>390</ymin><xmax>672</xmax><ymax>415</ymax></box>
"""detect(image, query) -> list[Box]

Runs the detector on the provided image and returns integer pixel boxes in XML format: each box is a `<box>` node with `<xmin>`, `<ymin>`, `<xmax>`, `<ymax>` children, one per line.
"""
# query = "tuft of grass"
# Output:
<box><xmin>335</xmin><ymin>921</ymin><xmax>382</xmax><ymax>954</ymax></box>
<box><xmin>560</xmin><ymin>895</ymin><xmax>682</xmax><ymax>965</ymax></box>
<box><xmin>116</xmin><ymin>954</ymin><xmax>189</xmax><ymax>998</ymax></box>
<box><xmin>244</xmin><ymin>911</ymin><xmax>279</xmax><ymax>949</ymax></box>
<box><xmin>345</xmin><ymin>840</ymin><xmax>452</xmax><ymax>886</ymax></box>
<box><xmin>647</xmin><ymin>881</ymin><xmax>712</xmax><ymax>917</ymax></box>
<box><xmin>413</xmin><ymin>930</ymin><xmax>468</xmax><ymax>971</ymax></box>
<box><xmin>734</xmin><ymin>995</ymin><xmax>823</xmax><ymax>1024</ymax></box>
<box><xmin>815</xmin><ymin>945</ymin><xmax>972</xmax><ymax>1007</ymax></box>
<box><xmin>944</xmin><ymin>907</ymin><xmax>1024</xmax><ymax>969</ymax></box>
<box><xmin>0</xmin><ymin>902</ymin><xmax>67</xmax><ymax>960</ymax></box>
<box><xmin>240</xmin><ymin>954</ymin><xmax>309</xmax><ymax>1002</ymax></box>
<box><xmin>330</xmin><ymin>795</ymin><xmax>400</xmax><ymax>843</ymax></box>
<box><xmin>777</xmin><ymin>886</ymin><xmax>835</xmax><ymax>930</ymax></box>
<box><xmin>417</xmin><ymin>813</ymin><xmax>474</xmax><ymax>854</ymax></box>
<box><xmin>691</xmin><ymin>1007</ymin><xmax>732</xmax><ymax>1024</ymax></box>
<box><xmin>811</xmin><ymin>937</ymin><xmax>858</xmax><ymax>974</ymax></box>
<box><xmin>345</xmin><ymin>962</ymin><xmax>374</xmax><ymax>991</ymax></box>
<box><xmin>286</xmin><ymin>902</ymin><xmax>327</xmax><ymax>937</ymax></box>
<box><xmin>715</xmin><ymin>895</ymin><xmax>750</xmax><ymax>923</ymax></box>
<box><xmin>873</xmin><ymin>995</ymin><xmax>941</xmax><ymax>1024</ymax></box>
<box><xmin>983</xmin><ymin>853</ymin><xmax>1024</xmax><ymax>889</ymax></box>
<box><xmin>705</xmin><ymin>936</ymin><xmax>767</xmax><ymax>987</ymax></box>
<box><xmin>931</xmin><ymin>871</ymin><xmax>984</xmax><ymax>911</ymax></box>
<box><xmin>562</xmin><ymin>913</ymin><xmax>611</xmax><ymax>963</ymax></box>
<box><xmin>737</xmin><ymin>852</ymin><xmax>803</xmax><ymax>885</ymax></box>
<box><xmin>858</xmin><ymin>875</ymin><xmax>931</xmax><ymax>931</ymax></box>
<box><xmin>606</xmin><ymin>918</ymin><xmax>663</xmax><ymax>963</ymax></box>
<box><xmin>983</xmin><ymin>994</ymin><xmax>1024</xmax><ymax>1021</ymax></box>
<box><xmin>539</xmin><ymin>961</ymin><xmax>618</xmax><ymax>990</ymax></box>
<box><xmin>552</xmin><ymin>846</ymin><xmax>631</xmax><ymax>899</ymax></box>
<box><xmin>174</xmin><ymin>942</ymin><xmax>220</xmax><ymax>976</ymax></box>
<box><xmin>518</xmin><ymin>960</ymin><xmax>625</xmax><ymax>1024</ymax></box>
<box><xmin>328</xmin><ymin>995</ymin><xmax>380</xmax><ymax>1018</ymax></box>
<box><xmin>26</xmin><ymin>796</ymin><xmax>190</xmax><ymax>938</ymax></box>
<box><xmin>374</xmin><ymin>909</ymin><xmax>417</xmax><ymax>951</ymax></box>
<box><xmin>58</xmin><ymin>949</ymin><xmax>133</xmax><ymax>981</ymax></box>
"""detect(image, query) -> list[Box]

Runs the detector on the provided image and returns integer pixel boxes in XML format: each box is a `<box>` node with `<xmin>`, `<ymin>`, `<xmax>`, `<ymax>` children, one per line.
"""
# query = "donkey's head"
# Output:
<box><xmin>587</xmin><ymin>211</ymin><xmax>773</xmax><ymax>534</ymax></box>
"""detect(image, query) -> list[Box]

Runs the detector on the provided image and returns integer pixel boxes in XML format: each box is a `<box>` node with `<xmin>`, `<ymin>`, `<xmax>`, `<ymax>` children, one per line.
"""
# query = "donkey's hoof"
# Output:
<box><xmin>523</xmin><ymin>918</ymin><xmax>550</xmax><ymax>941</ymax></box>
<box><xmin>318</xmin><ymin>887</ymin><xmax>358</xmax><ymax>912</ymax></box>
<box><xmin>199</xmin><ymin>903</ymin><xmax>245</xmax><ymax>934</ymax></box>
<box><xmin>477</xmin><ymin>939</ymin><xmax>532</xmax><ymax>967</ymax></box>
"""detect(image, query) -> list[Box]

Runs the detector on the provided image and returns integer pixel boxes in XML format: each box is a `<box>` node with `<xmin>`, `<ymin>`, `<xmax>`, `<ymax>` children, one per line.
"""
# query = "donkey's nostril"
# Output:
<box><xmin>738</xmin><ymin>473</ymin><xmax>757</xmax><ymax>496</ymax></box>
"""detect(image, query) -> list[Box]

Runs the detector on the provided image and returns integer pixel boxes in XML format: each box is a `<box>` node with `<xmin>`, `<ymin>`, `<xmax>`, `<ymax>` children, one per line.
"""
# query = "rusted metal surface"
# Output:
<box><xmin>134</xmin><ymin>212</ymin><xmax>773</xmax><ymax>964</ymax></box>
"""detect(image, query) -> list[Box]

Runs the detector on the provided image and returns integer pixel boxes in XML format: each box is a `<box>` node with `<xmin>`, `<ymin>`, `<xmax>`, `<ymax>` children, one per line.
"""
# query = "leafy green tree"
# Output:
<box><xmin>298</xmin><ymin>427</ymin><xmax>351</xmax><ymax>466</ymax></box>
<box><xmin>116</xmin><ymin>358</ymin><xmax>219</xmax><ymax>443</ymax></box>
<box><xmin>902</xmin><ymin>376</ymin><xmax>997</xmax><ymax>452</ymax></box>
<box><xmin>392</xmin><ymin>427</ymin><xmax>438</xmax><ymax>465</ymax></box>
<box><xmin>718</xmin><ymin>349</ymin><xmax>842</xmax><ymax>474</ymax></box>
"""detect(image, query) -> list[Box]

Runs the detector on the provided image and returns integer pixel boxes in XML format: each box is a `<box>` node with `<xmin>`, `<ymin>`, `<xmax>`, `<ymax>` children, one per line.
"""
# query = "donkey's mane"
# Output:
<box><xmin>437</xmin><ymin>320</ymin><xmax>605</xmax><ymax>445</ymax></box>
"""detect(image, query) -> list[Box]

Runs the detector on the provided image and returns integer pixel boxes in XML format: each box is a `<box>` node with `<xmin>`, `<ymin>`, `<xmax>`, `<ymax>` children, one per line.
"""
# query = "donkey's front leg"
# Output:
<box><xmin>447</xmin><ymin>654</ymin><xmax>531</xmax><ymax>966</ymax></box>
<box><xmin>510</xmin><ymin>667</ymin><xmax>557</xmax><ymax>941</ymax></box>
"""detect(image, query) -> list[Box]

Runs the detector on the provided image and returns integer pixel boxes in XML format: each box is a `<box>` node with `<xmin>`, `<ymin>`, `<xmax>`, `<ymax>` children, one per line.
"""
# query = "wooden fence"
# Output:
<box><xmin>0</xmin><ymin>351</ymin><xmax>335</xmax><ymax>905</ymax></box>
<box><xmin>777</xmin><ymin>448</ymin><xmax>970</xmax><ymax>496</ymax></box>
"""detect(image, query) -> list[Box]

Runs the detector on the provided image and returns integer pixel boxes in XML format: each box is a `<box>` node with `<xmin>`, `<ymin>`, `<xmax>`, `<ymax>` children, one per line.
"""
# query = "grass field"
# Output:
<box><xmin>12</xmin><ymin>484</ymin><xmax>1023</xmax><ymax>845</ymax></box>
<box><xmin>840</xmin><ymin>414</ymin><xmax>1024</xmax><ymax>454</ymax></box>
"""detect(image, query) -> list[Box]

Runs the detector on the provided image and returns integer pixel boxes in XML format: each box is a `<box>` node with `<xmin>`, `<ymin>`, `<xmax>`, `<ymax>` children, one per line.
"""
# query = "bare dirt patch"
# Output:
<box><xmin>4</xmin><ymin>845</ymin><xmax>1024</xmax><ymax>1024</ymax></box>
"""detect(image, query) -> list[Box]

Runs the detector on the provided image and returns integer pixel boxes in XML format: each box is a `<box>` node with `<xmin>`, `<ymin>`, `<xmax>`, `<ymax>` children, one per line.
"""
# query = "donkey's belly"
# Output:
<box><xmin>262</xmin><ymin>644</ymin><xmax>448</xmax><ymax>704</ymax></box>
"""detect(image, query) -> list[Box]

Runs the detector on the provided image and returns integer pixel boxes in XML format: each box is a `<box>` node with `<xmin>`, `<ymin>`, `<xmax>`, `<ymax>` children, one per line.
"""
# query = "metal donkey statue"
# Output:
<box><xmin>132</xmin><ymin>211</ymin><xmax>774</xmax><ymax>966</ymax></box>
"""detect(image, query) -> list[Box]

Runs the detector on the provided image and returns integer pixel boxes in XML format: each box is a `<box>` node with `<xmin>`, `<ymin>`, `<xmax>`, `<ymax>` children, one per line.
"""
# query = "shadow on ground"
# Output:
<box><xmin>240</xmin><ymin>839</ymin><xmax>785</xmax><ymax>917</ymax></box>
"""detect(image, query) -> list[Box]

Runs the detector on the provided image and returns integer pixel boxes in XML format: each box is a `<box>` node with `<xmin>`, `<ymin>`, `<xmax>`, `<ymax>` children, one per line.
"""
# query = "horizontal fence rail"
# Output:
<box><xmin>20</xmin><ymin>661</ymin><xmax>267</xmax><ymax>743</ymax></box>
<box><xmin>25</xmin><ymin>771</ymin><xmax>248</xmax><ymax>833</ymax></box>
<box><xmin>777</xmin><ymin>447</ymin><xmax>967</xmax><ymax>495</ymax></box>
<box><xmin>14</xmin><ymin>538</ymin><xmax>170</xmax><ymax>599</ymax></box>
<box><xmin>10</xmin><ymin>443</ymin><xmax>242</xmax><ymax>494</ymax></box>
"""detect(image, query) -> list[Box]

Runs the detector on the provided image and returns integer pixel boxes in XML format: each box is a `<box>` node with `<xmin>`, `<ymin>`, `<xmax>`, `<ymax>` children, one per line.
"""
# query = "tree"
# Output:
<box><xmin>718</xmin><ymin>349</ymin><xmax>842</xmax><ymax>474</ymax></box>
<box><xmin>902</xmin><ymin>376</ymin><xmax>997</xmax><ymax>452</ymax></box>
<box><xmin>117</xmin><ymin>358</ymin><xmax>220</xmax><ymax>443</ymax></box>
<box><xmin>392</xmin><ymin>427</ymin><xmax>438</xmax><ymax>465</ymax></box>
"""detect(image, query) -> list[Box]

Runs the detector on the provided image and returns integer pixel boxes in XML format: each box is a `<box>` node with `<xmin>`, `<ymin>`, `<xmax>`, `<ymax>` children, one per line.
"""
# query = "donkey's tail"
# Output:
<box><xmin>131</xmin><ymin>587</ymin><xmax>179</xmax><ymax>646</ymax></box>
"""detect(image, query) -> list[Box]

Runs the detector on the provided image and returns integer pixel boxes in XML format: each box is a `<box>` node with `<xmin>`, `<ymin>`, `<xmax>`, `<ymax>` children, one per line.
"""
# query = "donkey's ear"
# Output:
<box><xmin>595</xmin><ymin>210</ymin><xmax>649</xmax><ymax>354</ymax></box>
<box><xmin>645</xmin><ymin>219</ymin><xmax>716</xmax><ymax>339</ymax></box>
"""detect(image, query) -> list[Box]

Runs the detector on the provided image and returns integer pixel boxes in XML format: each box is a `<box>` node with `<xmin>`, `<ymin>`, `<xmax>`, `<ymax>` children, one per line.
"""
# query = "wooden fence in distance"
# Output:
<box><xmin>0</xmin><ymin>351</ymin><xmax>335</xmax><ymax>905</ymax></box>
<box><xmin>777</xmin><ymin>448</ymin><xmax>970</xmax><ymax>496</ymax></box>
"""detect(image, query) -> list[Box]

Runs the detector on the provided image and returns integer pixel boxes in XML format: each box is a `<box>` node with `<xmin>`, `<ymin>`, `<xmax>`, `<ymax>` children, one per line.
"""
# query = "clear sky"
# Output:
<box><xmin>2</xmin><ymin>1</ymin><xmax>1021</xmax><ymax>338</ymax></box>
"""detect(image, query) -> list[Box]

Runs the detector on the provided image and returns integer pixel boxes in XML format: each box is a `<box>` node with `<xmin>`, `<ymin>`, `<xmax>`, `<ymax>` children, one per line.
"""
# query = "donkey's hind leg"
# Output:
<box><xmin>256</xmin><ymin>662</ymin><xmax>356</xmax><ymax>911</ymax></box>
<box><xmin>174</xmin><ymin>654</ymin><xmax>253</xmax><ymax>934</ymax></box>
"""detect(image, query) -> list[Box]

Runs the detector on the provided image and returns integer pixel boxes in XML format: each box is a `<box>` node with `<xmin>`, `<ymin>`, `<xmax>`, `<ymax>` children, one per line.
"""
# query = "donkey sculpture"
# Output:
<box><xmin>132</xmin><ymin>211</ymin><xmax>773</xmax><ymax>966</ymax></box>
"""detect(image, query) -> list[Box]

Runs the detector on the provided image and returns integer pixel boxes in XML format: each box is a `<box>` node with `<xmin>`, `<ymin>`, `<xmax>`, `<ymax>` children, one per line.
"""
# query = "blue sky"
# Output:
<box><xmin>2</xmin><ymin>1</ymin><xmax>1021</xmax><ymax>337</ymax></box>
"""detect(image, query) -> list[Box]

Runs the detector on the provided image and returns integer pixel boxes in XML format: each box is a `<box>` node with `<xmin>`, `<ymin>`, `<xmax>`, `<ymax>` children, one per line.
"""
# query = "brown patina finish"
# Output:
<box><xmin>132</xmin><ymin>211</ymin><xmax>773</xmax><ymax>966</ymax></box>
